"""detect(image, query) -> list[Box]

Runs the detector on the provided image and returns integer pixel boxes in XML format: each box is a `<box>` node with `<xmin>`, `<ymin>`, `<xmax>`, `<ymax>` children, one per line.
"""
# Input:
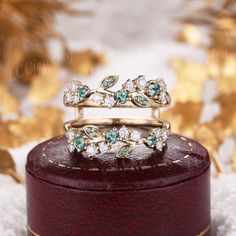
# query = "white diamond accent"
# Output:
<box><xmin>99</xmin><ymin>143</ymin><xmax>109</xmax><ymax>153</ymax></box>
<box><xmin>68</xmin><ymin>143</ymin><xmax>75</xmax><ymax>152</ymax></box>
<box><xmin>159</xmin><ymin>91</ymin><xmax>167</xmax><ymax>102</ymax></box>
<box><xmin>155</xmin><ymin>129</ymin><xmax>162</xmax><ymax>138</ymax></box>
<box><xmin>104</xmin><ymin>96</ymin><xmax>115</xmax><ymax>108</ymax></box>
<box><xmin>90</xmin><ymin>92</ymin><xmax>103</xmax><ymax>104</ymax></box>
<box><xmin>130</xmin><ymin>130</ymin><xmax>141</xmax><ymax>142</ymax></box>
<box><xmin>156</xmin><ymin>140</ymin><xmax>163</xmax><ymax>151</ymax></box>
<box><xmin>66</xmin><ymin>130</ymin><xmax>75</xmax><ymax>140</ymax></box>
<box><xmin>158</xmin><ymin>79</ymin><xmax>166</xmax><ymax>88</ymax></box>
<box><xmin>73</xmin><ymin>96</ymin><xmax>80</xmax><ymax>104</ymax></box>
<box><xmin>162</xmin><ymin>129</ymin><xmax>169</xmax><ymax>141</ymax></box>
<box><xmin>119</xmin><ymin>126</ymin><xmax>129</xmax><ymax>139</ymax></box>
<box><xmin>64</xmin><ymin>92</ymin><xmax>73</xmax><ymax>104</ymax></box>
<box><xmin>136</xmin><ymin>76</ymin><xmax>147</xmax><ymax>90</ymax></box>
<box><xmin>71</xmin><ymin>80</ymin><xmax>81</xmax><ymax>91</ymax></box>
<box><xmin>86</xmin><ymin>144</ymin><xmax>97</xmax><ymax>157</ymax></box>
<box><xmin>124</xmin><ymin>80</ymin><xmax>134</xmax><ymax>92</ymax></box>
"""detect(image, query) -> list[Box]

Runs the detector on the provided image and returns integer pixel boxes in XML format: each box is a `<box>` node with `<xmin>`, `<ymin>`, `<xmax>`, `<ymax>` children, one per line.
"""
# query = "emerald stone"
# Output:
<box><xmin>101</xmin><ymin>76</ymin><xmax>118</xmax><ymax>89</ymax></box>
<box><xmin>114</xmin><ymin>90</ymin><xmax>128</xmax><ymax>104</ymax></box>
<box><xmin>116</xmin><ymin>145</ymin><xmax>132</xmax><ymax>158</ymax></box>
<box><xmin>147</xmin><ymin>82</ymin><xmax>160</xmax><ymax>97</ymax></box>
<box><xmin>145</xmin><ymin>135</ymin><xmax>157</xmax><ymax>148</ymax></box>
<box><xmin>84</xmin><ymin>126</ymin><xmax>100</xmax><ymax>138</ymax></box>
<box><xmin>133</xmin><ymin>95</ymin><xmax>150</xmax><ymax>107</ymax></box>
<box><xmin>77</xmin><ymin>85</ymin><xmax>90</xmax><ymax>99</ymax></box>
<box><xmin>74</xmin><ymin>134</ymin><xmax>85</xmax><ymax>151</ymax></box>
<box><xmin>105</xmin><ymin>130</ymin><xmax>119</xmax><ymax>144</ymax></box>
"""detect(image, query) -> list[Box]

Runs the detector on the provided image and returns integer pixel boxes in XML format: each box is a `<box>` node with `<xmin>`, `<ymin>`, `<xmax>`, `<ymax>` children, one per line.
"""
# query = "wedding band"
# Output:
<box><xmin>63</xmin><ymin>75</ymin><xmax>170</xmax><ymax>109</ymax></box>
<box><xmin>64</xmin><ymin>118</ymin><xmax>170</xmax><ymax>158</ymax></box>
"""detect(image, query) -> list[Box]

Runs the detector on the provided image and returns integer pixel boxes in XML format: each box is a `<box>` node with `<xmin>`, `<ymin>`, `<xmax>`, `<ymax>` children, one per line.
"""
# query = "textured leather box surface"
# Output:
<box><xmin>26</xmin><ymin>134</ymin><xmax>211</xmax><ymax>236</ymax></box>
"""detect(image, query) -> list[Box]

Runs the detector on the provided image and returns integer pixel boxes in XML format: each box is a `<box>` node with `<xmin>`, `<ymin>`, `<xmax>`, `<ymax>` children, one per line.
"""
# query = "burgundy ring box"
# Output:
<box><xmin>26</xmin><ymin>133</ymin><xmax>211</xmax><ymax>236</ymax></box>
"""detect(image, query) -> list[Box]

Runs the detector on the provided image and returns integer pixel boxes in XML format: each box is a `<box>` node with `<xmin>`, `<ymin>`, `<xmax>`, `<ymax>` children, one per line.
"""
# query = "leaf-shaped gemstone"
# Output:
<box><xmin>116</xmin><ymin>145</ymin><xmax>133</xmax><ymax>158</ymax></box>
<box><xmin>83</xmin><ymin>126</ymin><xmax>101</xmax><ymax>138</ymax></box>
<box><xmin>100</xmin><ymin>76</ymin><xmax>119</xmax><ymax>89</ymax></box>
<box><xmin>132</xmin><ymin>94</ymin><xmax>150</xmax><ymax>107</ymax></box>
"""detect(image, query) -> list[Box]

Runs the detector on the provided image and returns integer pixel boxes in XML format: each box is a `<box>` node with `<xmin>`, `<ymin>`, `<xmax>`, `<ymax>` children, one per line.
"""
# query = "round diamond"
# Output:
<box><xmin>105</xmin><ymin>129</ymin><xmax>119</xmax><ymax>144</ymax></box>
<box><xmin>73</xmin><ymin>96</ymin><xmax>80</xmax><ymax>104</ymax></box>
<box><xmin>104</xmin><ymin>96</ymin><xmax>115</xmax><ymax>108</ymax></box>
<box><xmin>71</xmin><ymin>80</ymin><xmax>81</xmax><ymax>91</ymax></box>
<box><xmin>99</xmin><ymin>143</ymin><xmax>109</xmax><ymax>153</ymax></box>
<box><xmin>155</xmin><ymin>129</ymin><xmax>162</xmax><ymax>138</ymax></box>
<box><xmin>124</xmin><ymin>80</ymin><xmax>134</xmax><ymax>91</ymax></box>
<box><xmin>156</xmin><ymin>140</ymin><xmax>164</xmax><ymax>151</ymax></box>
<box><xmin>147</xmin><ymin>82</ymin><xmax>160</xmax><ymax>97</ymax></box>
<box><xmin>86</xmin><ymin>144</ymin><xmax>97</xmax><ymax>157</ymax></box>
<box><xmin>162</xmin><ymin>129</ymin><xmax>169</xmax><ymax>141</ymax></box>
<box><xmin>90</xmin><ymin>92</ymin><xmax>103</xmax><ymax>104</ymax></box>
<box><xmin>114</xmin><ymin>90</ymin><xmax>128</xmax><ymax>104</ymax></box>
<box><xmin>136</xmin><ymin>76</ymin><xmax>147</xmax><ymax>90</ymax></box>
<box><xmin>130</xmin><ymin>130</ymin><xmax>141</xmax><ymax>142</ymax></box>
<box><xmin>64</xmin><ymin>92</ymin><xmax>73</xmax><ymax>104</ymax></box>
<box><xmin>158</xmin><ymin>79</ymin><xmax>166</xmax><ymax>88</ymax></box>
<box><xmin>119</xmin><ymin>126</ymin><xmax>129</xmax><ymax>139</ymax></box>
<box><xmin>159</xmin><ymin>91</ymin><xmax>167</xmax><ymax>102</ymax></box>
<box><xmin>74</xmin><ymin>134</ymin><xmax>85</xmax><ymax>151</ymax></box>
<box><xmin>66</xmin><ymin>130</ymin><xmax>75</xmax><ymax>140</ymax></box>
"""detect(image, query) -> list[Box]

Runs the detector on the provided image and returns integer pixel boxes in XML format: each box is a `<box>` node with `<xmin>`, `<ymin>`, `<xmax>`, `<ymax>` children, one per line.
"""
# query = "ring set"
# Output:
<box><xmin>63</xmin><ymin>75</ymin><xmax>171</xmax><ymax>158</ymax></box>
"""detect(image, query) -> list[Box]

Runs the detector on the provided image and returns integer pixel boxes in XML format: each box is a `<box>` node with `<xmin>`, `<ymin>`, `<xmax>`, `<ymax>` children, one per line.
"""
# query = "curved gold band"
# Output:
<box><xmin>64</xmin><ymin>118</ymin><xmax>170</xmax><ymax>157</ymax></box>
<box><xmin>64</xmin><ymin>118</ymin><xmax>170</xmax><ymax>131</ymax></box>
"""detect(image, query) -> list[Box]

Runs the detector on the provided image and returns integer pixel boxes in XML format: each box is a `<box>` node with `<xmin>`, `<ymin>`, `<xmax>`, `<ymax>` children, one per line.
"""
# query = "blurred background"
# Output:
<box><xmin>0</xmin><ymin>0</ymin><xmax>236</xmax><ymax>235</ymax></box>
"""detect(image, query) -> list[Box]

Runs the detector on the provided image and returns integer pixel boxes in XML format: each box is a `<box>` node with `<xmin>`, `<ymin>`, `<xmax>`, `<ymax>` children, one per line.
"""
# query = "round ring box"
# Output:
<box><xmin>26</xmin><ymin>133</ymin><xmax>211</xmax><ymax>236</ymax></box>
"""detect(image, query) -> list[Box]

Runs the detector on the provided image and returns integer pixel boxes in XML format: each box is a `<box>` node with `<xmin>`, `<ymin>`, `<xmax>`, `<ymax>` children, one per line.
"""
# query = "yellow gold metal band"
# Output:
<box><xmin>64</xmin><ymin>118</ymin><xmax>170</xmax><ymax>130</ymax></box>
<box><xmin>64</xmin><ymin>118</ymin><xmax>170</xmax><ymax>158</ymax></box>
<box><xmin>63</xmin><ymin>76</ymin><xmax>171</xmax><ymax>110</ymax></box>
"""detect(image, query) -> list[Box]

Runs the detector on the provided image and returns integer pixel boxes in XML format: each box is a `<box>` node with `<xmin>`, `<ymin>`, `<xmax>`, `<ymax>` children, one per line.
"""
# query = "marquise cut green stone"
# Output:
<box><xmin>101</xmin><ymin>76</ymin><xmax>117</xmax><ymax>89</ymax></box>
<box><xmin>77</xmin><ymin>85</ymin><xmax>90</xmax><ymax>99</ymax></box>
<box><xmin>74</xmin><ymin>134</ymin><xmax>85</xmax><ymax>151</ymax></box>
<box><xmin>145</xmin><ymin>135</ymin><xmax>157</xmax><ymax>148</ymax></box>
<box><xmin>133</xmin><ymin>95</ymin><xmax>149</xmax><ymax>107</ymax></box>
<box><xmin>117</xmin><ymin>145</ymin><xmax>132</xmax><ymax>158</ymax></box>
<box><xmin>147</xmin><ymin>82</ymin><xmax>160</xmax><ymax>97</ymax></box>
<box><xmin>84</xmin><ymin>126</ymin><xmax>100</xmax><ymax>138</ymax></box>
<box><xmin>115</xmin><ymin>90</ymin><xmax>128</xmax><ymax>104</ymax></box>
<box><xmin>105</xmin><ymin>130</ymin><xmax>119</xmax><ymax>144</ymax></box>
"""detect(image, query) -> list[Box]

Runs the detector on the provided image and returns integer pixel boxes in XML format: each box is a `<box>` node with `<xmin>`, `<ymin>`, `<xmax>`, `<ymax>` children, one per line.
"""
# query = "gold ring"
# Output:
<box><xmin>64</xmin><ymin>118</ymin><xmax>170</xmax><ymax>158</ymax></box>
<box><xmin>63</xmin><ymin>75</ymin><xmax>170</xmax><ymax>109</ymax></box>
<box><xmin>63</xmin><ymin>75</ymin><xmax>171</xmax><ymax>158</ymax></box>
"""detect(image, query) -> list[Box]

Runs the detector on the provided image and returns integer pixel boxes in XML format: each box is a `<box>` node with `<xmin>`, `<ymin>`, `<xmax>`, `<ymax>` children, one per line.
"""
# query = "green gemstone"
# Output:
<box><xmin>145</xmin><ymin>135</ymin><xmax>157</xmax><ymax>148</ymax></box>
<box><xmin>105</xmin><ymin>130</ymin><xmax>119</xmax><ymax>144</ymax></box>
<box><xmin>133</xmin><ymin>95</ymin><xmax>150</xmax><ymax>107</ymax></box>
<box><xmin>77</xmin><ymin>85</ymin><xmax>90</xmax><ymax>99</ymax></box>
<box><xmin>101</xmin><ymin>76</ymin><xmax>118</xmax><ymax>89</ymax></box>
<box><xmin>84</xmin><ymin>126</ymin><xmax>100</xmax><ymax>138</ymax></box>
<box><xmin>114</xmin><ymin>90</ymin><xmax>128</xmax><ymax>104</ymax></box>
<box><xmin>147</xmin><ymin>82</ymin><xmax>160</xmax><ymax>97</ymax></box>
<box><xmin>74</xmin><ymin>134</ymin><xmax>85</xmax><ymax>151</ymax></box>
<box><xmin>116</xmin><ymin>145</ymin><xmax>132</xmax><ymax>158</ymax></box>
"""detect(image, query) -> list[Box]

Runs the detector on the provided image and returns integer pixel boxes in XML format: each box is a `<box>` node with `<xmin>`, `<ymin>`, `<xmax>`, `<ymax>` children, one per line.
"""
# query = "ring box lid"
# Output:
<box><xmin>26</xmin><ymin>133</ymin><xmax>210</xmax><ymax>191</ymax></box>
